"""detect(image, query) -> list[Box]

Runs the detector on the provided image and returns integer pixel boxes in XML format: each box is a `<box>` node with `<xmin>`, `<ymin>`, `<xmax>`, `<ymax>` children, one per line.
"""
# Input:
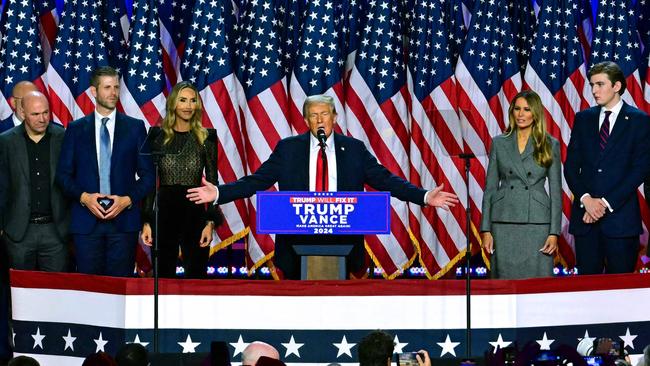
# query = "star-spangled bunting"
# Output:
<box><xmin>0</xmin><ymin>0</ymin><xmax>47</xmax><ymax>119</ymax></box>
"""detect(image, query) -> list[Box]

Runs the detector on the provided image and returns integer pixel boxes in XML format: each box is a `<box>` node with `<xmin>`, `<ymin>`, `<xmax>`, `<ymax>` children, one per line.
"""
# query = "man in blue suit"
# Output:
<box><xmin>56</xmin><ymin>66</ymin><xmax>154</xmax><ymax>277</ymax></box>
<box><xmin>188</xmin><ymin>95</ymin><xmax>458</xmax><ymax>279</ymax></box>
<box><xmin>0</xmin><ymin>81</ymin><xmax>39</xmax><ymax>134</ymax></box>
<box><xmin>565</xmin><ymin>61</ymin><xmax>650</xmax><ymax>274</ymax></box>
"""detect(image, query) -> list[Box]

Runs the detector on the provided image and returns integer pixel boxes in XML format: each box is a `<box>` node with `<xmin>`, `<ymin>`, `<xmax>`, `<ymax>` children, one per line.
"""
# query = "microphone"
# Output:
<box><xmin>316</xmin><ymin>127</ymin><xmax>327</xmax><ymax>147</ymax></box>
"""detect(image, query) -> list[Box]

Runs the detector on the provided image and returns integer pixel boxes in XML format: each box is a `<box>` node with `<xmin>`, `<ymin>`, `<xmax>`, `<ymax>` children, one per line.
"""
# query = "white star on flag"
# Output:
<box><xmin>230</xmin><ymin>335</ymin><xmax>249</xmax><ymax>357</ymax></box>
<box><xmin>282</xmin><ymin>335</ymin><xmax>304</xmax><ymax>358</ymax></box>
<box><xmin>63</xmin><ymin>329</ymin><xmax>76</xmax><ymax>351</ymax></box>
<box><xmin>178</xmin><ymin>334</ymin><xmax>201</xmax><ymax>353</ymax></box>
<box><xmin>333</xmin><ymin>335</ymin><xmax>356</xmax><ymax>358</ymax></box>
<box><xmin>131</xmin><ymin>334</ymin><xmax>150</xmax><ymax>348</ymax></box>
<box><xmin>437</xmin><ymin>334</ymin><xmax>460</xmax><ymax>357</ymax></box>
<box><xmin>536</xmin><ymin>332</ymin><xmax>555</xmax><ymax>350</ymax></box>
<box><xmin>619</xmin><ymin>327</ymin><xmax>637</xmax><ymax>349</ymax></box>
<box><xmin>31</xmin><ymin>327</ymin><xmax>45</xmax><ymax>350</ymax></box>
<box><xmin>393</xmin><ymin>335</ymin><xmax>408</xmax><ymax>354</ymax></box>
<box><xmin>489</xmin><ymin>333</ymin><xmax>512</xmax><ymax>353</ymax></box>
<box><xmin>94</xmin><ymin>332</ymin><xmax>108</xmax><ymax>352</ymax></box>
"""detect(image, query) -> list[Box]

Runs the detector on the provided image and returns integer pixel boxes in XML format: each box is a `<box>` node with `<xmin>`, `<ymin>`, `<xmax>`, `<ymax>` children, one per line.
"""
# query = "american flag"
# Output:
<box><xmin>288</xmin><ymin>0</ymin><xmax>347</xmax><ymax>134</ymax></box>
<box><xmin>102</xmin><ymin>0</ymin><xmax>130</xmax><ymax>75</ymax></box>
<box><xmin>180</xmin><ymin>0</ymin><xmax>250</xmax><ymax>255</ymax></box>
<box><xmin>523</xmin><ymin>0</ymin><xmax>593</xmax><ymax>270</ymax></box>
<box><xmin>454</xmin><ymin>0</ymin><xmax>522</xmax><ymax>260</ymax></box>
<box><xmin>159</xmin><ymin>0</ymin><xmax>196</xmax><ymax>87</ymax></box>
<box><xmin>119</xmin><ymin>0</ymin><xmax>166</xmax><ymax>127</ymax></box>
<box><xmin>344</xmin><ymin>0</ymin><xmax>417</xmax><ymax>278</ymax></box>
<box><xmin>35</xmin><ymin>0</ymin><xmax>58</xmax><ymax>66</ymax></box>
<box><xmin>0</xmin><ymin>0</ymin><xmax>47</xmax><ymax>120</ymax></box>
<box><xmin>46</xmin><ymin>0</ymin><xmax>109</xmax><ymax>125</ymax></box>
<box><xmin>406</xmin><ymin>0</ymin><xmax>467</xmax><ymax>278</ymax></box>
<box><xmin>234</xmin><ymin>0</ymin><xmax>292</xmax><ymax>275</ymax></box>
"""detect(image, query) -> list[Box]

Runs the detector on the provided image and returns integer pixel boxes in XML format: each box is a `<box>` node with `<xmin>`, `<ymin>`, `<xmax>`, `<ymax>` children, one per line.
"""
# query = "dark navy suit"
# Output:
<box><xmin>564</xmin><ymin>102</ymin><xmax>650</xmax><ymax>274</ymax></box>
<box><xmin>56</xmin><ymin>112</ymin><xmax>154</xmax><ymax>276</ymax></box>
<box><xmin>217</xmin><ymin>132</ymin><xmax>427</xmax><ymax>279</ymax></box>
<box><xmin>0</xmin><ymin>115</ymin><xmax>16</xmax><ymax>134</ymax></box>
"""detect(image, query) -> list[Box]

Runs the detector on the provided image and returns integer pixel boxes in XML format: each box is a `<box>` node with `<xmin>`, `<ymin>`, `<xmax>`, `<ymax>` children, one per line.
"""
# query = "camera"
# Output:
<box><xmin>396</xmin><ymin>352</ymin><xmax>424</xmax><ymax>366</ymax></box>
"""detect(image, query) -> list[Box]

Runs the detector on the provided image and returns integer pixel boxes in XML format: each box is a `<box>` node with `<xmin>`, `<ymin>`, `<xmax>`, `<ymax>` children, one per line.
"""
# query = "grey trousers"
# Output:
<box><xmin>4</xmin><ymin>223</ymin><xmax>67</xmax><ymax>272</ymax></box>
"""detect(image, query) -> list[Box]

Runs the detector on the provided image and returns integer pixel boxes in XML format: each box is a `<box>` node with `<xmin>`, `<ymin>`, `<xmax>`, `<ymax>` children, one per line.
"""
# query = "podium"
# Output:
<box><xmin>293</xmin><ymin>244</ymin><xmax>353</xmax><ymax>280</ymax></box>
<box><xmin>256</xmin><ymin>191</ymin><xmax>391</xmax><ymax>279</ymax></box>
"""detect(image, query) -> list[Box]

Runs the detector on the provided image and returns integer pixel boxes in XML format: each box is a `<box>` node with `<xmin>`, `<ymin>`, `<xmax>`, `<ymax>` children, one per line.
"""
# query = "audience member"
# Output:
<box><xmin>358</xmin><ymin>330</ymin><xmax>394</xmax><ymax>366</ymax></box>
<box><xmin>241</xmin><ymin>341</ymin><xmax>280</xmax><ymax>366</ymax></box>
<box><xmin>56</xmin><ymin>66</ymin><xmax>154</xmax><ymax>276</ymax></box>
<box><xmin>115</xmin><ymin>343</ymin><xmax>148</xmax><ymax>366</ymax></box>
<box><xmin>82</xmin><ymin>352</ymin><xmax>117</xmax><ymax>366</ymax></box>
<box><xmin>7</xmin><ymin>356</ymin><xmax>39</xmax><ymax>366</ymax></box>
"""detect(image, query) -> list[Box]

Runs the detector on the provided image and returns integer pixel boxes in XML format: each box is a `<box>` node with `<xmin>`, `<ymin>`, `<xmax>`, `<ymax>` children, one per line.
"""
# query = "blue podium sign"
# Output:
<box><xmin>256</xmin><ymin>191</ymin><xmax>391</xmax><ymax>235</ymax></box>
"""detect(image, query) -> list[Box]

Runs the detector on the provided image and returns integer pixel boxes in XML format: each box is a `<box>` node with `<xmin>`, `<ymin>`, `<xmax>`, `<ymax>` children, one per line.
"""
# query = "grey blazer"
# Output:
<box><xmin>480</xmin><ymin>132</ymin><xmax>562</xmax><ymax>235</ymax></box>
<box><xmin>0</xmin><ymin>123</ymin><xmax>69</xmax><ymax>242</ymax></box>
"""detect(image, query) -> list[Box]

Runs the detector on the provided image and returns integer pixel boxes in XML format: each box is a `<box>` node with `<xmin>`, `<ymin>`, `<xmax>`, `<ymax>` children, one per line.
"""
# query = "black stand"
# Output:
<box><xmin>139</xmin><ymin>127</ymin><xmax>181</xmax><ymax>353</ymax></box>
<box><xmin>459</xmin><ymin>153</ymin><xmax>475</xmax><ymax>359</ymax></box>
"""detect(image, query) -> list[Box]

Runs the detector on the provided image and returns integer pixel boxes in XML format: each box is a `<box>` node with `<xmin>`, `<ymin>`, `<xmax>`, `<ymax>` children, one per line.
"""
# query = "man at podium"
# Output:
<box><xmin>187</xmin><ymin>95</ymin><xmax>457</xmax><ymax>279</ymax></box>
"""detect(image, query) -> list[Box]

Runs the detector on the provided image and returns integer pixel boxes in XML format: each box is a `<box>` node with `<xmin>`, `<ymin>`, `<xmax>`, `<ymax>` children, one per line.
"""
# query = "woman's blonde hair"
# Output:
<box><xmin>505</xmin><ymin>90</ymin><xmax>553</xmax><ymax>168</ymax></box>
<box><xmin>161</xmin><ymin>81</ymin><xmax>207</xmax><ymax>145</ymax></box>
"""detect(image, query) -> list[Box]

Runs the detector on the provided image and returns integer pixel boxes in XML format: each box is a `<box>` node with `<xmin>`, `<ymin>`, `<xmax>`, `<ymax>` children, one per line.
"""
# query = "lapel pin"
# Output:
<box><xmin>625</xmin><ymin>116</ymin><xmax>629</xmax><ymax>120</ymax></box>
<box><xmin>341</xmin><ymin>146</ymin><xmax>345</xmax><ymax>151</ymax></box>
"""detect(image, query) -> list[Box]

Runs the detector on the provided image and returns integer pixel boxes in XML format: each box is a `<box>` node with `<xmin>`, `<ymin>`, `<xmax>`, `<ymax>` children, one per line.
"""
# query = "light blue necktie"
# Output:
<box><xmin>99</xmin><ymin>117</ymin><xmax>111</xmax><ymax>195</ymax></box>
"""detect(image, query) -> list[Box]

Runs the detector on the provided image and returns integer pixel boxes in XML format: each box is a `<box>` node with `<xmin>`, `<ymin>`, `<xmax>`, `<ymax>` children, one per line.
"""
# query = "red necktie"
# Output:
<box><xmin>316</xmin><ymin>147</ymin><xmax>328</xmax><ymax>191</ymax></box>
<box><xmin>599</xmin><ymin>111</ymin><xmax>612</xmax><ymax>150</ymax></box>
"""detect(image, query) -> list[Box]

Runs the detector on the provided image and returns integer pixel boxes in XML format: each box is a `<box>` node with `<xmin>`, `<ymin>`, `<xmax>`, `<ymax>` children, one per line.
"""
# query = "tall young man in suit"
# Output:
<box><xmin>564</xmin><ymin>61</ymin><xmax>650</xmax><ymax>274</ymax></box>
<box><xmin>187</xmin><ymin>95</ymin><xmax>458</xmax><ymax>279</ymax></box>
<box><xmin>0</xmin><ymin>81</ymin><xmax>39</xmax><ymax>134</ymax></box>
<box><xmin>56</xmin><ymin>66</ymin><xmax>154</xmax><ymax>277</ymax></box>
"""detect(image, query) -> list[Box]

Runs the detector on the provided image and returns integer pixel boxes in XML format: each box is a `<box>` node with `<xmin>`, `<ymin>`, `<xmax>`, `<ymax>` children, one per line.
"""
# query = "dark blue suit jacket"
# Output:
<box><xmin>218</xmin><ymin>132</ymin><xmax>427</xmax><ymax>277</ymax></box>
<box><xmin>56</xmin><ymin>113</ymin><xmax>155</xmax><ymax>234</ymax></box>
<box><xmin>564</xmin><ymin>102</ymin><xmax>650</xmax><ymax>237</ymax></box>
<box><xmin>0</xmin><ymin>115</ymin><xmax>15</xmax><ymax>134</ymax></box>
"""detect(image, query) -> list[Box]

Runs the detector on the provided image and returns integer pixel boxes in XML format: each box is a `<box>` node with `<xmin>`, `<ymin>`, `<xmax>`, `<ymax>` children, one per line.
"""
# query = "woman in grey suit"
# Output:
<box><xmin>480</xmin><ymin>90</ymin><xmax>562</xmax><ymax>279</ymax></box>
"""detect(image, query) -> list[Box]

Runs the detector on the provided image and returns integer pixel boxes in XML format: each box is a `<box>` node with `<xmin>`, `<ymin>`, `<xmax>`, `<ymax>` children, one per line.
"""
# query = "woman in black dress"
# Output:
<box><xmin>141</xmin><ymin>82</ymin><xmax>223</xmax><ymax>278</ymax></box>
